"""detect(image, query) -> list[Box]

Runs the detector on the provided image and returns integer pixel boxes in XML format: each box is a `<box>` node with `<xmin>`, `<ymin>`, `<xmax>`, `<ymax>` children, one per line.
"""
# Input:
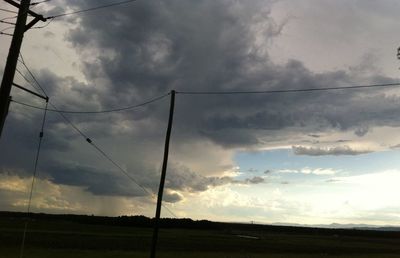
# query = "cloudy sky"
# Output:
<box><xmin>1</xmin><ymin>0</ymin><xmax>400</xmax><ymax>226</ymax></box>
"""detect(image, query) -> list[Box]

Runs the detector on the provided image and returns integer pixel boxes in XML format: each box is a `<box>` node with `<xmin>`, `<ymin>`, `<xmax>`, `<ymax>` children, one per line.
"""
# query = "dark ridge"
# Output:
<box><xmin>1</xmin><ymin>211</ymin><xmax>399</xmax><ymax>238</ymax></box>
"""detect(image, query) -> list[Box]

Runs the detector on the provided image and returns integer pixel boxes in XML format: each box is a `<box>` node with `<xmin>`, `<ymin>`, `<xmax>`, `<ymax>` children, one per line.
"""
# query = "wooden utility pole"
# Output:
<box><xmin>0</xmin><ymin>0</ymin><xmax>46</xmax><ymax>138</ymax></box>
<box><xmin>150</xmin><ymin>90</ymin><xmax>175</xmax><ymax>258</ymax></box>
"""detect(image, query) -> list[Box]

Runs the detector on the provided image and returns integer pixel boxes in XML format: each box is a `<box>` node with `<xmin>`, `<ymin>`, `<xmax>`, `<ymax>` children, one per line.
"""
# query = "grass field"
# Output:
<box><xmin>1</xmin><ymin>214</ymin><xmax>400</xmax><ymax>258</ymax></box>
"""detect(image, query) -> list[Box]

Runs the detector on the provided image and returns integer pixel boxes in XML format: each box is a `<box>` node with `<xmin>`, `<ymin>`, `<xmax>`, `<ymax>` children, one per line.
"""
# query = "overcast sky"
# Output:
<box><xmin>1</xmin><ymin>0</ymin><xmax>400</xmax><ymax>226</ymax></box>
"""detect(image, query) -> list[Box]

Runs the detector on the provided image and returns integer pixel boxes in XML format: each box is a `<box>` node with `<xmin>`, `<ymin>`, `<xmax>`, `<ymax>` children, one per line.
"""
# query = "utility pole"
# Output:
<box><xmin>0</xmin><ymin>0</ymin><xmax>46</xmax><ymax>138</ymax></box>
<box><xmin>150</xmin><ymin>90</ymin><xmax>175</xmax><ymax>258</ymax></box>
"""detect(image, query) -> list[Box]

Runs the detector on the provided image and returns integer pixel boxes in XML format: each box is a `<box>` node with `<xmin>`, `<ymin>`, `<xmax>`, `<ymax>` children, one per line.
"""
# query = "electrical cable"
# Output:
<box><xmin>16</xmin><ymin>67</ymin><xmax>34</xmax><ymax>86</ymax></box>
<box><xmin>0</xmin><ymin>25</ymin><xmax>14</xmax><ymax>32</ymax></box>
<box><xmin>19</xmin><ymin>100</ymin><xmax>49</xmax><ymax>258</ymax></box>
<box><xmin>11</xmin><ymin>93</ymin><xmax>170</xmax><ymax>113</ymax></box>
<box><xmin>14</xmin><ymin>60</ymin><xmax>178</xmax><ymax>218</ymax></box>
<box><xmin>19</xmin><ymin>54</ymin><xmax>48</xmax><ymax>96</ymax></box>
<box><xmin>17</xmin><ymin>55</ymin><xmax>170</xmax><ymax>114</ymax></box>
<box><xmin>55</xmin><ymin>109</ymin><xmax>178</xmax><ymax>218</ymax></box>
<box><xmin>0</xmin><ymin>7</ymin><xmax>18</xmax><ymax>14</ymax></box>
<box><xmin>0</xmin><ymin>31</ymin><xmax>13</xmax><ymax>36</ymax></box>
<box><xmin>176</xmin><ymin>82</ymin><xmax>400</xmax><ymax>95</ymax></box>
<box><xmin>0</xmin><ymin>20</ymin><xmax>16</xmax><ymax>25</ymax></box>
<box><xmin>55</xmin><ymin>107</ymin><xmax>151</xmax><ymax>196</ymax></box>
<box><xmin>11</xmin><ymin>80</ymin><xmax>400</xmax><ymax>114</ymax></box>
<box><xmin>30</xmin><ymin>0</ymin><xmax>51</xmax><ymax>6</ymax></box>
<box><xmin>0</xmin><ymin>15</ymin><xmax>17</xmax><ymax>21</ymax></box>
<box><xmin>46</xmin><ymin>0</ymin><xmax>137</xmax><ymax>19</ymax></box>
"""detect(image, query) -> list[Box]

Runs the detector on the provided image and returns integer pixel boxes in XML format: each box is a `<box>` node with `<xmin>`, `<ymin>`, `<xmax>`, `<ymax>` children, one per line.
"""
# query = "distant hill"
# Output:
<box><xmin>272</xmin><ymin>222</ymin><xmax>400</xmax><ymax>231</ymax></box>
<box><xmin>1</xmin><ymin>210</ymin><xmax>399</xmax><ymax>236</ymax></box>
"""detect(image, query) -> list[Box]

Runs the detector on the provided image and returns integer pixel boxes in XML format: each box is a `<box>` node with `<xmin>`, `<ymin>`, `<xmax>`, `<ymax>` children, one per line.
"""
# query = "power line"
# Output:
<box><xmin>0</xmin><ymin>26</ymin><xmax>14</xmax><ymax>32</ymax></box>
<box><xmin>0</xmin><ymin>15</ymin><xmax>17</xmax><ymax>21</ymax></box>
<box><xmin>18</xmin><ymin>54</ymin><xmax>48</xmax><ymax>97</ymax></box>
<box><xmin>30</xmin><ymin>0</ymin><xmax>51</xmax><ymax>6</ymax></box>
<box><xmin>46</xmin><ymin>0</ymin><xmax>138</xmax><ymax>19</ymax></box>
<box><xmin>55</xmin><ymin>109</ymin><xmax>152</xmax><ymax>196</ymax></box>
<box><xmin>0</xmin><ymin>19</ymin><xmax>16</xmax><ymax>25</ymax></box>
<box><xmin>0</xmin><ymin>8</ymin><xmax>18</xmax><ymax>14</ymax></box>
<box><xmin>19</xmin><ymin>100</ymin><xmax>49</xmax><ymax>258</ymax></box>
<box><xmin>16</xmin><ymin>67</ymin><xmax>34</xmax><ymax>85</ymax></box>
<box><xmin>11</xmin><ymin>93</ymin><xmax>170</xmax><ymax>113</ymax></box>
<box><xmin>16</xmin><ymin>55</ymin><xmax>170</xmax><ymax>114</ymax></box>
<box><xmin>0</xmin><ymin>31</ymin><xmax>13</xmax><ymax>36</ymax></box>
<box><xmin>11</xmin><ymin>81</ymin><xmax>400</xmax><ymax>114</ymax></box>
<box><xmin>55</xmin><ymin>108</ymin><xmax>178</xmax><ymax>218</ymax></box>
<box><xmin>176</xmin><ymin>82</ymin><xmax>400</xmax><ymax>95</ymax></box>
<box><xmin>14</xmin><ymin>60</ymin><xmax>178</xmax><ymax>218</ymax></box>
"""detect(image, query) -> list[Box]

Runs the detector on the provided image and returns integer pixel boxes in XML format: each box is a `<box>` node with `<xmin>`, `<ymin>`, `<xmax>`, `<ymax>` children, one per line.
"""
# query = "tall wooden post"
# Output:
<box><xmin>0</xmin><ymin>0</ymin><xmax>32</xmax><ymax>137</ymax></box>
<box><xmin>150</xmin><ymin>90</ymin><xmax>175</xmax><ymax>258</ymax></box>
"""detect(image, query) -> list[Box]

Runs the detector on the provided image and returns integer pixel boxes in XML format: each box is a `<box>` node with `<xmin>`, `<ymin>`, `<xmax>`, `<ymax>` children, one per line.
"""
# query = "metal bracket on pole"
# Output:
<box><xmin>24</xmin><ymin>16</ymin><xmax>42</xmax><ymax>31</ymax></box>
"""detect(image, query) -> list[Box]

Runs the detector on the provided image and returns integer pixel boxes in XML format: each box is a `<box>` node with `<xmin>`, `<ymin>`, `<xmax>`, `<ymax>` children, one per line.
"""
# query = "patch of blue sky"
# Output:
<box><xmin>234</xmin><ymin>148</ymin><xmax>400</xmax><ymax>179</ymax></box>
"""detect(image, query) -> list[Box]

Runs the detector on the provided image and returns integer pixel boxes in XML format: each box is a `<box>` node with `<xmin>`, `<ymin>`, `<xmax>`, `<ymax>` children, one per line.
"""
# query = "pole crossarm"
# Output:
<box><xmin>3</xmin><ymin>0</ymin><xmax>47</xmax><ymax>22</ymax></box>
<box><xmin>12</xmin><ymin>82</ymin><xmax>48</xmax><ymax>100</ymax></box>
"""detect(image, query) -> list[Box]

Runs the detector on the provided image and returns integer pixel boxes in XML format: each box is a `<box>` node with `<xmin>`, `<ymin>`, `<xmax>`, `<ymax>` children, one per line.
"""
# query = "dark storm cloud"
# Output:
<box><xmin>3</xmin><ymin>0</ymin><xmax>400</xmax><ymax>204</ymax></box>
<box><xmin>292</xmin><ymin>145</ymin><xmax>371</xmax><ymax>156</ymax></box>
<box><xmin>56</xmin><ymin>0</ymin><xmax>400</xmax><ymax>147</ymax></box>
<box><xmin>41</xmin><ymin>161</ymin><xmax>262</xmax><ymax>197</ymax></box>
<box><xmin>46</xmin><ymin>163</ymin><xmax>148</xmax><ymax>197</ymax></box>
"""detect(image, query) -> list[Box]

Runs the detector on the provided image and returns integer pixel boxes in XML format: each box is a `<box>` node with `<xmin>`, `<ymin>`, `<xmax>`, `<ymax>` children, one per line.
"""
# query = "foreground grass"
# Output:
<box><xmin>3</xmin><ymin>248</ymin><xmax>400</xmax><ymax>258</ymax></box>
<box><xmin>1</xmin><ymin>216</ymin><xmax>400</xmax><ymax>257</ymax></box>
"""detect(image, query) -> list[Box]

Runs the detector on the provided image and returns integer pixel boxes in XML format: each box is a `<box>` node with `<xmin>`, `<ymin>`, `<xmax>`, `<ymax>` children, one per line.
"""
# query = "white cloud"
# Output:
<box><xmin>292</xmin><ymin>145</ymin><xmax>371</xmax><ymax>156</ymax></box>
<box><xmin>278</xmin><ymin>167</ymin><xmax>337</xmax><ymax>175</ymax></box>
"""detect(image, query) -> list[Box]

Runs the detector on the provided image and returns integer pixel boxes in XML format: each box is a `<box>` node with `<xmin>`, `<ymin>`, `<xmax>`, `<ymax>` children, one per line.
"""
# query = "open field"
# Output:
<box><xmin>1</xmin><ymin>212</ymin><xmax>400</xmax><ymax>258</ymax></box>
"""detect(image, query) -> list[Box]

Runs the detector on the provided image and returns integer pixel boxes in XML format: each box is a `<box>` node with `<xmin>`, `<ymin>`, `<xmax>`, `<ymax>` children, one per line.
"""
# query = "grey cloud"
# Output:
<box><xmin>245</xmin><ymin>176</ymin><xmax>264</xmax><ymax>184</ymax></box>
<box><xmin>166</xmin><ymin>164</ymin><xmax>234</xmax><ymax>192</ymax></box>
<box><xmin>46</xmin><ymin>163</ymin><xmax>148</xmax><ymax>197</ymax></box>
<box><xmin>292</xmin><ymin>145</ymin><xmax>371</xmax><ymax>156</ymax></box>
<box><xmin>390</xmin><ymin>144</ymin><xmax>400</xmax><ymax>149</ymax></box>
<box><xmin>264</xmin><ymin>170</ymin><xmax>272</xmax><ymax>174</ymax></box>
<box><xmin>166</xmin><ymin>164</ymin><xmax>264</xmax><ymax>193</ymax></box>
<box><xmin>163</xmin><ymin>191</ymin><xmax>183</xmax><ymax>203</ymax></box>
<box><xmin>325</xmin><ymin>179</ymin><xmax>341</xmax><ymax>183</ymax></box>
<box><xmin>354</xmin><ymin>126</ymin><xmax>369</xmax><ymax>137</ymax></box>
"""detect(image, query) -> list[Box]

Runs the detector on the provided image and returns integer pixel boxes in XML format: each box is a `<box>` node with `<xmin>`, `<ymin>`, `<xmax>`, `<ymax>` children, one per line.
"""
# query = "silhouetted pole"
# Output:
<box><xmin>150</xmin><ymin>90</ymin><xmax>175</xmax><ymax>258</ymax></box>
<box><xmin>0</xmin><ymin>0</ymin><xmax>32</xmax><ymax>138</ymax></box>
<box><xmin>0</xmin><ymin>0</ymin><xmax>46</xmax><ymax>138</ymax></box>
